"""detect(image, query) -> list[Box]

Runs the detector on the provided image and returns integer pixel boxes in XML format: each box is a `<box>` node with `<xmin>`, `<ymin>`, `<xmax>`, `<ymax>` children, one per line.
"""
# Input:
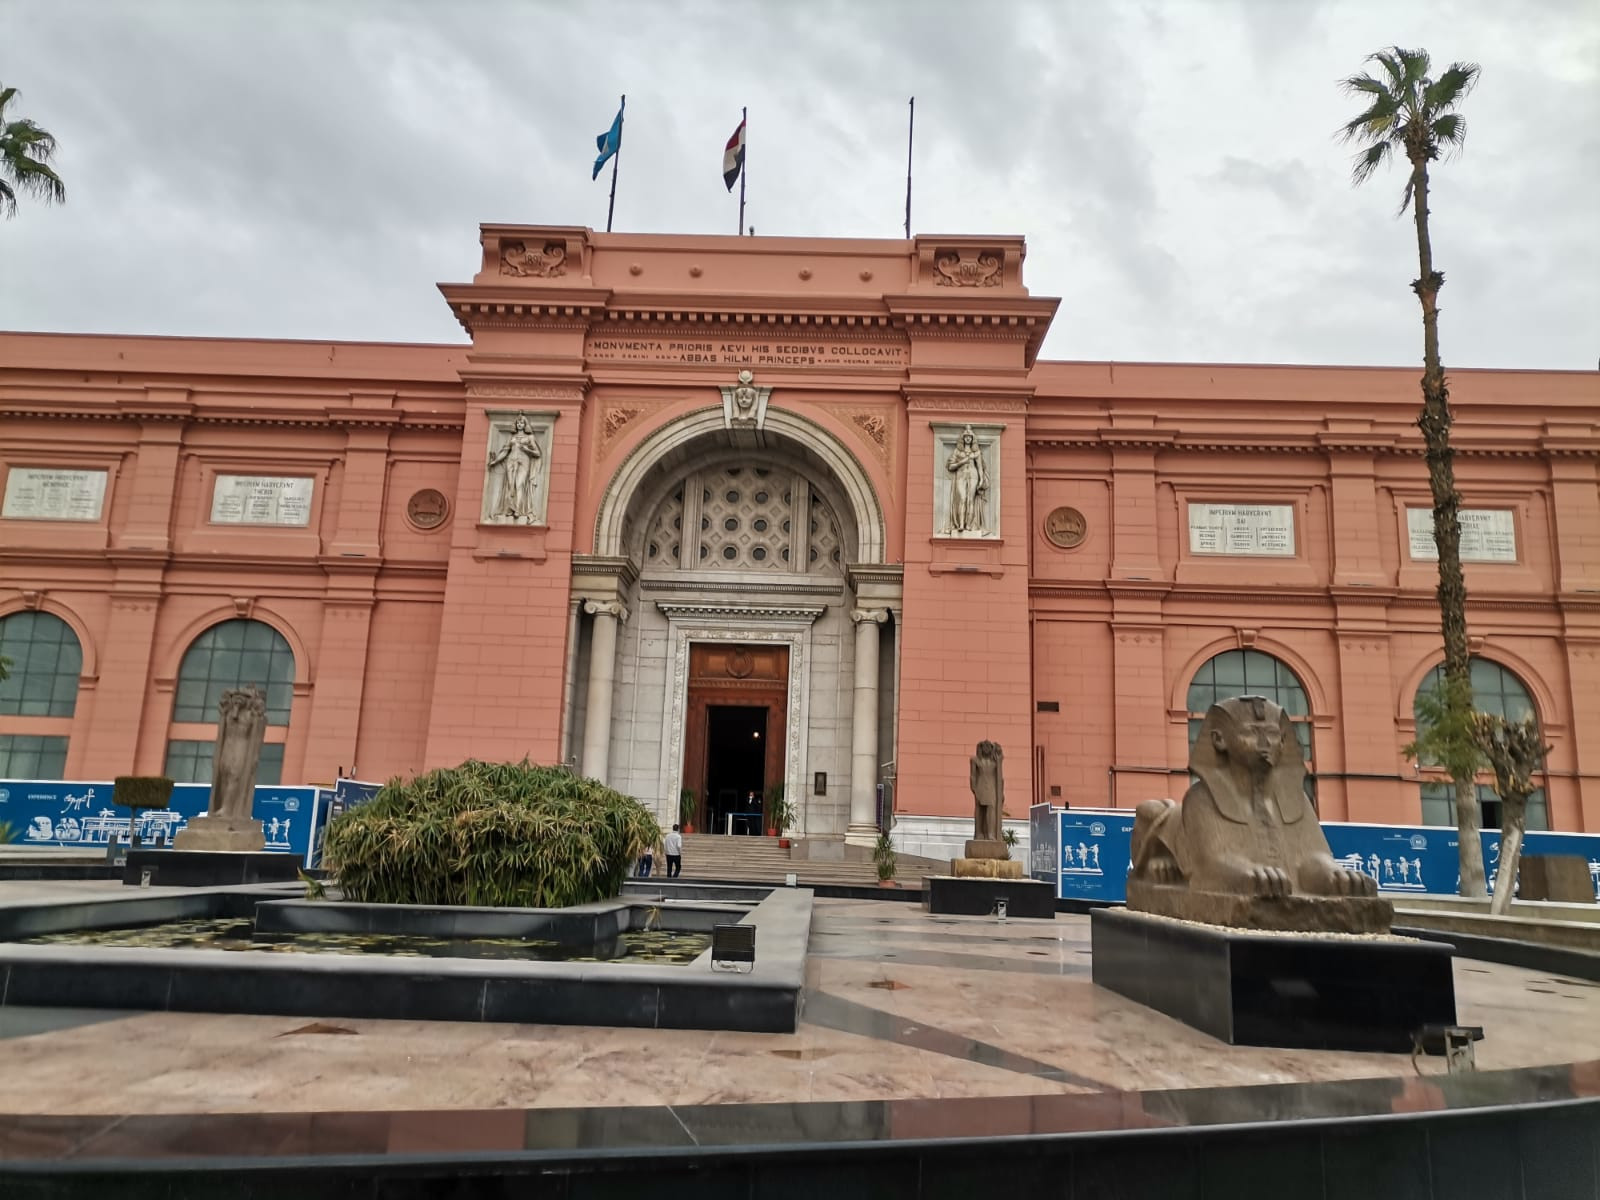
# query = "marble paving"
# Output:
<box><xmin>0</xmin><ymin>894</ymin><xmax>1595</xmax><ymax>1115</ymax></box>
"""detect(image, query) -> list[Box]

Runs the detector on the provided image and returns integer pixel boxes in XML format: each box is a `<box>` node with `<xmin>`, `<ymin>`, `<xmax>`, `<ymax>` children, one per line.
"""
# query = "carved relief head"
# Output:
<box><xmin>513</xmin><ymin>414</ymin><xmax>530</xmax><ymax>432</ymax></box>
<box><xmin>960</xmin><ymin>425</ymin><xmax>976</xmax><ymax>448</ymax></box>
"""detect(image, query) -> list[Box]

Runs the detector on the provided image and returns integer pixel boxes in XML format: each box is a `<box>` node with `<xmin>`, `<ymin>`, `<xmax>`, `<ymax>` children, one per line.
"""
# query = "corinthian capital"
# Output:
<box><xmin>850</xmin><ymin>607</ymin><xmax>889</xmax><ymax>625</ymax></box>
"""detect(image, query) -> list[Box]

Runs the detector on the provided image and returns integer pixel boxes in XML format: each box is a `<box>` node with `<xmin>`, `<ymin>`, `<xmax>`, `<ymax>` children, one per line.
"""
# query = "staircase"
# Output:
<box><xmin>670</xmin><ymin>834</ymin><xmax>920</xmax><ymax>888</ymax></box>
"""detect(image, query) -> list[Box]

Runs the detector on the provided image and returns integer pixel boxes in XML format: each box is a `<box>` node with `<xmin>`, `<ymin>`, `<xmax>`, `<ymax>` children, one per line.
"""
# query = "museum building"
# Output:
<box><xmin>1</xmin><ymin>226</ymin><xmax>1597</xmax><ymax>855</ymax></box>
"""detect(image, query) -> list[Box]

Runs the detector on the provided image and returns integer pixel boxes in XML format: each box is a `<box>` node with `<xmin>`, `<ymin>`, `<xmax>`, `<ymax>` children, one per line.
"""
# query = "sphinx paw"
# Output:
<box><xmin>1338</xmin><ymin>868</ymin><xmax>1378</xmax><ymax>897</ymax></box>
<box><xmin>1149</xmin><ymin>856</ymin><xmax>1182</xmax><ymax>885</ymax></box>
<box><xmin>1249</xmin><ymin>866</ymin><xmax>1291</xmax><ymax>898</ymax></box>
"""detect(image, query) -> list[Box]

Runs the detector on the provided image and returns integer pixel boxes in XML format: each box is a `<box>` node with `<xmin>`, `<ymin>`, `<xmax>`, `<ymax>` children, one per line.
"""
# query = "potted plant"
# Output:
<box><xmin>873</xmin><ymin>831</ymin><xmax>898</xmax><ymax>888</ymax></box>
<box><xmin>765</xmin><ymin>783</ymin><xmax>792</xmax><ymax>838</ymax></box>
<box><xmin>1002</xmin><ymin>828</ymin><xmax>1018</xmax><ymax>859</ymax></box>
<box><xmin>679</xmin><ymin>787</ymin><xmax>697</xmax><ymax>835</ymax></box>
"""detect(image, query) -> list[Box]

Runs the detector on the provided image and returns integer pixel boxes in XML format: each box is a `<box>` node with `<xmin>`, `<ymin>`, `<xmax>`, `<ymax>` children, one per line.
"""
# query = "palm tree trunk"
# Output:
<box><xmin>1409</xmin><ymin>153</ymin><xmax>1487</xmax><ymax>898</ymax></box>
<box><xmin>1489</xmin><ymin>794</ymin><xmax>1526</xmax><ymax>916</ymax></box>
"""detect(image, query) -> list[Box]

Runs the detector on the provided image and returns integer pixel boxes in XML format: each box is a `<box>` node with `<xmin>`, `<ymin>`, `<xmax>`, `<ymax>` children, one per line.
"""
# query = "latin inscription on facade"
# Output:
<box><xmin>1</xmin><ymin>468</ymin><xmax>108</xmax><ymax>521</ymax></box>
<box><xmin>209</xmin><ymin>475</ymin><xmax>315</xmax><ymax>526</ymax></box>
<box><xmin>1187</xmin><ymin>503</ymin><xmax>1296</xmax><ymax>557</ymax></box>
<box><xmin>585</xmin><ymin>334</ymin><xmax>907</xmax><ymax>369</ymax></box>
<box><xmin>1406</xmin><ymin>507</ymin><xmax>1517</xmax><ymax>562</ymax></box>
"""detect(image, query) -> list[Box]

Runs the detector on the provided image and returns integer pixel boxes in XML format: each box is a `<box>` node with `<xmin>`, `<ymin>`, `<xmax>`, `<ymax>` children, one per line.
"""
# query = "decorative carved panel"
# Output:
<box><xmin>480</xmin><ymin>410</ymin><xmax>555</xmax><ymax>526</ymax></box>
<box><xmin>499</xmin><ymin>241</ymin><xmax>567</xmax><ymax>278</ymax></box>
<box><xmin>932</xmin><ymin>247</ymin><xmax>1003</xmax><ymax>287</ymax></box>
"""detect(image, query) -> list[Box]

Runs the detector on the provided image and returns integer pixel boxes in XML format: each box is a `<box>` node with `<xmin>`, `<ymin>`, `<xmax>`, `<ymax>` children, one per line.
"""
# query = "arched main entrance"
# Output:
<box><xmin>570</xmin><ymin>410</ymin><xmax>899</xmax><ymax>844</ymax></box>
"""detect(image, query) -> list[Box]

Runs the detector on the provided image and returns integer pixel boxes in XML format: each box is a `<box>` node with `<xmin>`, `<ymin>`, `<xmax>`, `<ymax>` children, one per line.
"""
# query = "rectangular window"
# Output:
<box><xmin>1419</xmin><ymin>782</ymin><xmax>1549</xmax><ymax>832</ymax></box>
<box><xmin>164</xmin><ymin>740</ymin><xmax>285</xmax><ymax>786</ymax></box>
<box><xmin>0</xmin><ymin>734</ymin><xmax>69</xmax><ymax>780</ymax></box>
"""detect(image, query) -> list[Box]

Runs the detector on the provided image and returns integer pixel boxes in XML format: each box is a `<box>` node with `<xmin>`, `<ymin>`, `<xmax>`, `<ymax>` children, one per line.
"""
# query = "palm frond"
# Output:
<box><xmin>1396</xmin><ymin>47</ymin><xmax>1432</xmax><ymax>89</ymax></box>
<box><xmin>1370</xmin><ymin>48</ymin><xmax>1409</xmax><ymax>91</ymax></box>
<box><xmin>3</xmin><ymin>120</ymin><xmax>58</xmax><ymax>159</ymax></box>
<box><xmin>1350</xmin><ymin>139</ymin><xmax>1394</xmax><ymax>186</ymax></box>
<box><xmin>0</xmin><ymin>178</ymin><xmax>14</xmax><ymax>219</ymax></box>
<box><xmin>1426</xmin><ymin>62</ymin><xmax>1481</xmax><ymax>111</ymax></box>
<box><xmin>3</xmin><ymin>156</ymin><xmax>65</xmax><ymax>203</ymax></box>
<box><xmin>1431</xmin><ymin>112</ymin><xmax>1468</xmax><ymax>154</ymax></box>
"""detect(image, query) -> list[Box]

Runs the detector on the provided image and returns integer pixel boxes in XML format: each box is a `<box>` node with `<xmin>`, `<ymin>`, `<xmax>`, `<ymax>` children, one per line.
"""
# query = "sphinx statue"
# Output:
<box><xmin>1128</xmin><ymin>695</ymin><xmax>1392</xmax><ymax>933</ymax></box>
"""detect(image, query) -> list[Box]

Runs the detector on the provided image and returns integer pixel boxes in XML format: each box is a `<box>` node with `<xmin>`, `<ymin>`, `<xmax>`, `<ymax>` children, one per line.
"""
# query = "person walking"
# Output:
<box><xmin>636</xmin><ymin>840</ymin><xmax>654</xmax><ymax>878</ymax></box>
<box><xmin>664</xmin><ymin>823</ymin><xmax>684</xmax><ymax>878</ymax></box>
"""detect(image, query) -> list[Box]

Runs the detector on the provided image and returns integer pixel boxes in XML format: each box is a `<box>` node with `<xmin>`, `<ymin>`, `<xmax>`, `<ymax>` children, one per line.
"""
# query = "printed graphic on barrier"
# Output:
<box><xmin>0</xmin><ymin>779</ymin><xmax>324</xmax><ymax>866</ymax></box>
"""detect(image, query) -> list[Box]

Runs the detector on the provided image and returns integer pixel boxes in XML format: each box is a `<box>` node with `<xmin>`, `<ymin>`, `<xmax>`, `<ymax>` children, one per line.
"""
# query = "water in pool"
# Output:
<box><xmin>20</xmin><ymin>920</ymin><xmax>711</xmax><ymax>964</ymax></box>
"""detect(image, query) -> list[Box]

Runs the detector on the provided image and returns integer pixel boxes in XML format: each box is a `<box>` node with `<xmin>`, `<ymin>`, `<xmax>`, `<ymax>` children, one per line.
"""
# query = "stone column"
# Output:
<box><xmin>848</xmin><ymin>608</ymin><xmax>888</xmax><ymax>845</ymax></box>
<box><xmin>580</xmin><ymin>600</ymin><xmax>626</xmax><ymax>783</ymax></box>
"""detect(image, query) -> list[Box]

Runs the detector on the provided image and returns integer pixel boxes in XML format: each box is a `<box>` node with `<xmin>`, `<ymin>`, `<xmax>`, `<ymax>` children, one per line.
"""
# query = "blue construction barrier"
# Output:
<box><xmin>1030</xmin><ymin>805</ymin><xmax>1600</xmax><ymax>904</ymax></box>
<box><xmin>0</xmin><ymin>778</ymin><xmax>330</xmax><ymax>868</ymax></box>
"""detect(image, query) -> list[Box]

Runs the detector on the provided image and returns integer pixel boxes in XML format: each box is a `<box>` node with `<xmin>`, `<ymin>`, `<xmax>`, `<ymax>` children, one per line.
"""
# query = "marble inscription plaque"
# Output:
<box><xmin>1188</xmin><ymin>503</ymin><xmax>1296</xmax><ymax>557</ymax></box>
<box><xmin>1406</xmin><ymin>507</ymin><xmax>1517</xmax><ymax>563</ymax></box>
<box><xmin>210</xmin><ymin>475</ymin><xmax>314</xmax><ymax>526</ymax></box>
<box><xmin>1</xmin><ymin>468</ymin><xmax>108</xmax><ymax>521</ymax></box>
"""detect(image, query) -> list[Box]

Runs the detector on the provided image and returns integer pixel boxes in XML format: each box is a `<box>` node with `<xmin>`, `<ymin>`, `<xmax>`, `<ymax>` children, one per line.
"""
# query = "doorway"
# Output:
<box><xmin>681</xmin><ymin>642</ymin><xmax>789</xmax><ymax>836</ymax></box>
<box><xmin>705</xmin><ymin>706</ymin><xmax>768</xmax><ymax>836</ymax></box>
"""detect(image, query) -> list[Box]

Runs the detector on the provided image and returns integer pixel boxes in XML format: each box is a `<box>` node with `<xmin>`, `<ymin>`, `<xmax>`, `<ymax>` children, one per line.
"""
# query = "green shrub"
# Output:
<box><xmin>113</xmin><ymin>776</ymin><xmax>175</xmax><ymax>811</ymax></box>
<box><xmin>0</xmin><ymin>820</ymin><xmax>16</xmax><ymax>845</ymax></box>
<box><xmin>322</xmin><ymin>760</ymin><xmax>661</xmax><ymax>908</ymax></box>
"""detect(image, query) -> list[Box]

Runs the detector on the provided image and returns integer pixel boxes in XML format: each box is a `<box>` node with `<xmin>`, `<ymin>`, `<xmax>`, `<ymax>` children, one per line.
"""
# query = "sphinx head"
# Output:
<box><xmin>1208</xmin><ymin>695</ymin><xmax>1286</xmax><ymax>775</ymax></box>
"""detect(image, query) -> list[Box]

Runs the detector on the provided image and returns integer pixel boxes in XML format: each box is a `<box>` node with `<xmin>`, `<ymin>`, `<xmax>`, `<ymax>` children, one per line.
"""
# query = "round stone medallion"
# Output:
<box><xmin>1044</xmin><ymin>506</ymin><xmax>1088</xmax><ymax>549</ymax></box>
<box><xmin>406</xmin><ymin>488</ymin><xmax>450</xmax><ymax>531</ymax></box>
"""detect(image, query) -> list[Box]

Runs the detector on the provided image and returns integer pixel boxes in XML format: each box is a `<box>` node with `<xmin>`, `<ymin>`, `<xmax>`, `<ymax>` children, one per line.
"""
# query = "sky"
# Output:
<box><xmin>2</xmin><ymin>0</ymin><xmax>1596</xmax><ymax>369</ymax></box>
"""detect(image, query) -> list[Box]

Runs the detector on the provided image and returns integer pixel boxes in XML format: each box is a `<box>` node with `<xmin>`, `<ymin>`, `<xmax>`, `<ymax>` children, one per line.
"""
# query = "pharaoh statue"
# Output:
<box><xmin>487</xmin><ymin>415</ymin><xmax>542</xmax><ymax>523</ymax></box>
<box><xmin>950</xmin><ymin>740</ymin><xmax>1021</xmax><ymax>878</ymax></box>
<box><xmin>1128</xmin><ymin>695</ymin><xmax>1392</xmax><ymax>932</ymax></box>
<box><xmin>173</xmin><ymin>687</ymin><xmax>268</xmax><ymax>852</ymax></box>
<box><xmin>944</xmin><ymin>425</ymin><xmax>989</xmax><ymax>535</ymax></box>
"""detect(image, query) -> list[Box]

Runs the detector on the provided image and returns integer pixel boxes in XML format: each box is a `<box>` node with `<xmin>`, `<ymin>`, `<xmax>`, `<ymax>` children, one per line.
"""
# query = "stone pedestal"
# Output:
<box><xmin>1127</xmin><ymin>879</ymin><xmax>1394</xmax><ymax>935</ymax></box>
<box><xmin>922</xmin><ymin>874</ymin><xmax>1054</xmax><ymax>918</ymax></box>
<box><xmin>173</xmin><ymin>814</ymin><xmax>267</xmax><ymax>853</ymax></box>
<box><xmin>1091</xmin><ymin>908</ymin><xmax>1457</xmax><ymax>1052</ymax></box>
<box><xmin>963</xmin><ymin>838</ymin><xmax>1008</xmax><ymax>859</ymax></box>
<box><xmin>951</xmin><ymin>857</ymin><xmax>1024</xmax><ymax>879</ymax></box>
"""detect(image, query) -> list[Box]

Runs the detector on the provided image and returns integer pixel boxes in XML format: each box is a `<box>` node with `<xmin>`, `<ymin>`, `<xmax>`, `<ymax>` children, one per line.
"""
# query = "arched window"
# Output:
<box><xmin>165</xmin><ymin>619</ymin><xmax>294</xmax><ymax>785</ymax></box>
<box><xmin>1187</xmin><ymin>649</ymin><xmax>1315</xmax><ymax>769</ymax></box>
<box><xmin>1414</xmin><ymin>659</ymin><xmax>1547</xmax><ymax>831</ymax></box>
<box><xmin>0</xmin><ymin>611</ymin><xmax>83</xmax><ymax>780</ymax></box>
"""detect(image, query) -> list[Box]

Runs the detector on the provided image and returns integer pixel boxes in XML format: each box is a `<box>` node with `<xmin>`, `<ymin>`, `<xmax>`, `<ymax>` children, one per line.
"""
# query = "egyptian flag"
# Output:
<box><xmin>722</xmin><ymin>117</ymin><xmax>746</xmax><ymax>191</ymax></box>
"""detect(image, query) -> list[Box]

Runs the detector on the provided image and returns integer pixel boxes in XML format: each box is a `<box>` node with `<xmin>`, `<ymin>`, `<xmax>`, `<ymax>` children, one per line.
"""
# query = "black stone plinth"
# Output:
<box><xmin>922</xmin><ymin>875</ymin><xmax>1055</xmax><ymax>919</ymax></box>
<box><xmin>1092</xmin><ymin>907</ymin><xmax>1458</xmax><ymax>1052</ymax></box>
<box><xmin>123</xmin><ymin>850</ymin><xmax>301</xmax><ymax>888</ymax></box>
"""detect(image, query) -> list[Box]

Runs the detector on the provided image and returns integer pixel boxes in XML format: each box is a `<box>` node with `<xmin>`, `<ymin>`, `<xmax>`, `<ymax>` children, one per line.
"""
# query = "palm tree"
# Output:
<box><xmin>1</xmin><ymin>84</ymin><xmax>67</xmax><ymax>219</ymax></box>
<box><xmin>1340</xmin><ymin>47</ymin><xmax>1485</xmax><ymax>896</ymax></box>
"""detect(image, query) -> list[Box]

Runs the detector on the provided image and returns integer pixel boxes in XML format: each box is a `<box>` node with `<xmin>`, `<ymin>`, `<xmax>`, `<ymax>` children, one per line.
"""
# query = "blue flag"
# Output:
<box><xmin>592</xmin><ymin>101</ymin><xmax>624</xmax><ymax>180</ymax></box>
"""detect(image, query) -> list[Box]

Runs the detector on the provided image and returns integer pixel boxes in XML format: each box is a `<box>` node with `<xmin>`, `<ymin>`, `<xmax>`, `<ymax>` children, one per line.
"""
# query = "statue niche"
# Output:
<box><xmin>1129</xmin><ymin>696</ymin><xmax>1392</xmax><ymax>933</ymax></box>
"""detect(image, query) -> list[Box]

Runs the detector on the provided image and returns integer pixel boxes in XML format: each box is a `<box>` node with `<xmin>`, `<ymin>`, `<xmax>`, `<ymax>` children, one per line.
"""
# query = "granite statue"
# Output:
<box><xmin>953</xmin><ymin>739</ymin><xmax>1022</xmax><ymax>878</ymax></box>
<box><xmin>172</xmin><ymin>687</ymin><xmax>268</xmax><ymax>852</ymax></box>
<box><xmin>1128</xmin><ymin>695</ymin><xmax>1391</xmax><ymax>932</ymax></box>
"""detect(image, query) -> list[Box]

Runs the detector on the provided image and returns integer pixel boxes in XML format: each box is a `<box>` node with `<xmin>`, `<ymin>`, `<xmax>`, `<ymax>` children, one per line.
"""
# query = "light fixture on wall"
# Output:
<box><xmin>752</xmin><ymin>730</ymin><xmax>761</xmax><ymax>739</ymax></box>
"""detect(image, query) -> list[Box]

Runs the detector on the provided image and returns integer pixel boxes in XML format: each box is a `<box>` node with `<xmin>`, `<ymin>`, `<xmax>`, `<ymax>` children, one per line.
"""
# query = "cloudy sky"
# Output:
<box><xmin>2</xmin><ymin>0</ymin><xmax>1596</xmax><ymax>369</ymax></box>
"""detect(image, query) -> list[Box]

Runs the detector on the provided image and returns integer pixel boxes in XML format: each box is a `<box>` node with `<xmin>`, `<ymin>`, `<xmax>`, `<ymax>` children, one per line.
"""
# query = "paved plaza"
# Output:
<box><xmin>0</xmin><ymin>887</ymin><xmax>1596</xmax><ymax>1116</ymax></box>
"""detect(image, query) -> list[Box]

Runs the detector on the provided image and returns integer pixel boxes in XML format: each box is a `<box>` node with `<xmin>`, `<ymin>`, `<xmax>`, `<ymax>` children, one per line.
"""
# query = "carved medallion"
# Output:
<box><xmin>500</xmin><ymin>241</ymin><xmax>567</xmax><ymax>278</ymax></box>
<box><xmin>1044</xmin><ymin>506</ymin><xmax>1087</xmax><ymax>549</ymax></box>
<box><xmin>727</xmin><ymin>647</ymin><xmax>754</xmax><ymax>679</ymax></box>
<box><xmin>933</xmin><ymin>248</ymin><xmax>1002</xmax><ymax>288</ymax></box>
<box><xmin>406</xmin><ymin>489</ymin><xmax>450</xmax><ymax>530</ymax></box>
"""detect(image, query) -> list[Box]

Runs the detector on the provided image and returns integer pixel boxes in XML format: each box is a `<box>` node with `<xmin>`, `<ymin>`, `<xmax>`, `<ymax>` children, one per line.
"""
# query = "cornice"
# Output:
<box><xmin>655</xmin><ymin>600</ymin><xmax>827</xmax><ymax>623</ymax></box>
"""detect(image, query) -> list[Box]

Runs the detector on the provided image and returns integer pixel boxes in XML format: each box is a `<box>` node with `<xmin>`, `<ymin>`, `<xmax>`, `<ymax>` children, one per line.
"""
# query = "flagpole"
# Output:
<box><xmin>606</xmin><ymin>94</ymin><xmax>625</xmax><ymax>233</ymax></box>
<box><xmin>738</xmin><ymin>106</ymin><xmax>747</xmax><ymax>236</ymax></box>
<box><xmin>904</xmin><ymin>96</ymin><xmax>915</xmax><ymax>238</ymax></box>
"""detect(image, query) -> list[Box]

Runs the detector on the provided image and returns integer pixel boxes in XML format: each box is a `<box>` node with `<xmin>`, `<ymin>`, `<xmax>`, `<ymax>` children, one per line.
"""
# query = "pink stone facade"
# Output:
<box><xmin>2</xmin><ymin>227</ymin><xmax>1595</xmax><ymax>838</ymax></box>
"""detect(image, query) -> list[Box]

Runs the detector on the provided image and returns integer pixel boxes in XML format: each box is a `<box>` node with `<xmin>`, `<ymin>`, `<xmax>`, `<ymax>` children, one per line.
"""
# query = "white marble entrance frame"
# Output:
<box><xmin>655</xmin><ymin>601</ymin><xmax>824</xmax><ymax>829</ymax></box>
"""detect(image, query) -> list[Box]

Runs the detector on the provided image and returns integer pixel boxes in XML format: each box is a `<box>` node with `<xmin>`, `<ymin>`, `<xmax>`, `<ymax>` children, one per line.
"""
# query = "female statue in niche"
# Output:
<box><xmin>944</xmin><ymin>425</ymin><xmax>988</xmax><ymax>534</ymax></box>
<box><xmin>487</xmin><ymin>415</ymin><xmax>542</xmax><ymax>522</ymax></box>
